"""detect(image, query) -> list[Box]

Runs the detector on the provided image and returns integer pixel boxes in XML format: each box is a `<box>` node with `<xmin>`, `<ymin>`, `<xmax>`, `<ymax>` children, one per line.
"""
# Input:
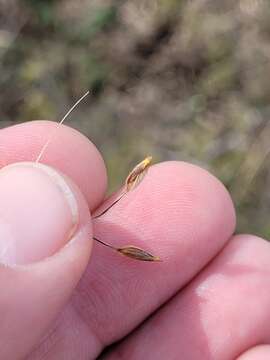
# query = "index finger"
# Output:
<box><xmin>0</xmin><ymin>120</ymin><xmax>107</xmax><ymax>210</ymax></box>
<box><xmin>76</xmin><ymin>161</ymin><xmax>236</xmax><ymax>351</ymax></box>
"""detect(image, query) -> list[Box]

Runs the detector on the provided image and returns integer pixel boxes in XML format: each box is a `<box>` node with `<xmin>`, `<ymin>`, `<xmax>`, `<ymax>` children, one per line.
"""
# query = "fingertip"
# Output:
<box><xmin>153</xmin><ymin>160</ymin><xmax>236</xmax><ymax>253</ymax></box>
<box><xmin>0</xmin><ymin>120</ymin><xmax>108</xmax><ymax>210</ymax></box>
<box><xmin>0</xmin><ymin>161</ymin><xmax>93</xmax><ymax>359</ymax></box>
<box><xmin>0</xmin><ymin>161</ymin><xmax>93</xmax><ymax>265</ymax></box>
<box><xmin>96</xmin><ymin>160</ymin><xmax>236</xmax><ymax>265</ymax></box>
<box><xmin>120</xmin><ymin>160</ymin><xmax>236</xmax><ymax>251</ymax></box>
<box><xmin>155</xmin><ymin>160</ymin><xmax>235</xmax><ymax>217</ymax></box>
<box><xmin>237</xmin><ymin>345</ymin><xmax>270</xmax><ymax>359</ymax></box>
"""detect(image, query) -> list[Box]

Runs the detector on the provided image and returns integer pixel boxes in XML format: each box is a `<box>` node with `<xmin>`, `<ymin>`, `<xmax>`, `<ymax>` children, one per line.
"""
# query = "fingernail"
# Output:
<box><xmin>0</xmin><ymin>162</ymin><xmax>80</xmax><ymax>265</ymax></box>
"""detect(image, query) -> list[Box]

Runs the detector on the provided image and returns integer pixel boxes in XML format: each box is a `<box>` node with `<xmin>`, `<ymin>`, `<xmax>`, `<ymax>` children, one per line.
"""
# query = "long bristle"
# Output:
<box><xmin>35</xmin><ymin>90</ymin><xmax>90</xmax><ymax>163</ymax></box>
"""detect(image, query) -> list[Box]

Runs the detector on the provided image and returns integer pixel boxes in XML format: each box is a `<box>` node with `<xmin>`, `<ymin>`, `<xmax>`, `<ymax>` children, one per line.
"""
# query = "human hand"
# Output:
<box><xmin>0</xmin><ymin>121</ymin><xmax>269</xmax><ymax>360</ymax></box>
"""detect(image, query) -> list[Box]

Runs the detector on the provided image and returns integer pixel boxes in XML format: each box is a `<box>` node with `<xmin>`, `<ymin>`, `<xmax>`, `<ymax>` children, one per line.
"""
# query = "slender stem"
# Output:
<box><xmin>93</xmin><ymin>236</ymin><xmax>118</xmax><ymax>250</ymax></box>
<box><xmin>93</xmin><ymin>191</ymin><xmax>126</xmax><ymax>219</ymax></box>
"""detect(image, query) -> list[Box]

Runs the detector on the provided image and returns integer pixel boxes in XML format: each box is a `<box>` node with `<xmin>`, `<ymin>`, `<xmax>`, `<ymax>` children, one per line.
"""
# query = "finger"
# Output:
<box><xmin>90</xmin><ymin>161</ymin><xmax>235</xmax><ymax>343</ymax></box>
<box><xmin>0</xmin><ymin>162</ymin><xmax>93</xmax><ymax>359</ymax></box>
<box><xmin>29</xmin><ymin>161</ymin><xmax>235</xmax><ymax>359</ymax></box>
<box><xmin>0</xmin><ymin>120</ymin><xmax>107</xmax><ymax>210</ymax></box>
<box><xmin>103</xmin><ymin>235</ymin><xmax>270</xmax><ymax>360</ymax></box>
<box><xmin>237</xmin><ymin>345</ymin><xmax>270</xmax><ymax>359</ymax></box>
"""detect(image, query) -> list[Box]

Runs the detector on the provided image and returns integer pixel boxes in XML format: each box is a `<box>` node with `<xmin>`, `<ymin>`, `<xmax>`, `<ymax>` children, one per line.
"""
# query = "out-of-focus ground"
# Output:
<box><xmin>1</xmin><ymin>0</ymin><xmax>270</xmax><ymax>237</ymax></box>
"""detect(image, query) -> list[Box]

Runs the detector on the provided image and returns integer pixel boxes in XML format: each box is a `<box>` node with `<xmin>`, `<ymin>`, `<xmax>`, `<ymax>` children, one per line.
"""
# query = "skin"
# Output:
<box><xmin>0</xmin><ymin>121</ymin><xmax>269</xmax><ymax>359</ymax></box>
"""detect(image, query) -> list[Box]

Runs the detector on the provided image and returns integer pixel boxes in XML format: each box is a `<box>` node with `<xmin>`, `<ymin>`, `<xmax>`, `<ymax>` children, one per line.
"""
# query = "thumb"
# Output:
<box><xmin>0</xmin><ymin>162</ymin><xmax>93</xmax><ymax>359</ymax></box>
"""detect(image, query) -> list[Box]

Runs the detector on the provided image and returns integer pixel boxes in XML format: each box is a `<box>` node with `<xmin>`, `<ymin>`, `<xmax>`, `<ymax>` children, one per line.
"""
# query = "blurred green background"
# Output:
<box><xmin>1</xmin><ymin>0</ymin><xmax>270</xmax><ymax>237</ymax></box>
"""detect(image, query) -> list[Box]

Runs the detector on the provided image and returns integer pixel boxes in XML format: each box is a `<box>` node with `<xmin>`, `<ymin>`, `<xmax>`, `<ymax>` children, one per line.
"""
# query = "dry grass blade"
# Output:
<box><xmin>117</xmin><ymin>245</ymin><xmax>161</xmax><ymax>261</ymax></box>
